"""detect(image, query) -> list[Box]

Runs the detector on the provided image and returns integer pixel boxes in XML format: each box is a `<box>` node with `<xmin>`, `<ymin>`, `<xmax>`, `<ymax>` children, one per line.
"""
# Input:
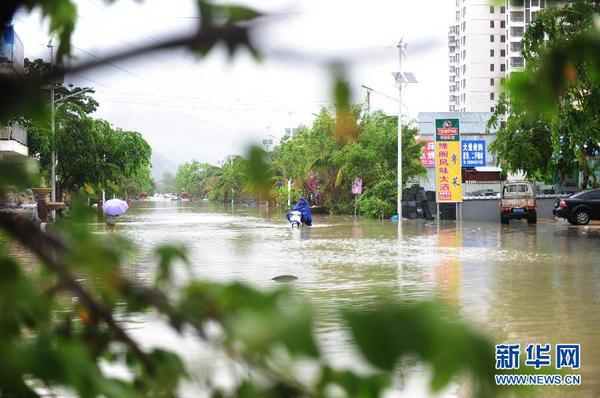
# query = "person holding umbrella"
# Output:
<box><xmin>102</xmin><ymin>198</ymin><xmax>128</xmax><ymax>232</ymax></box>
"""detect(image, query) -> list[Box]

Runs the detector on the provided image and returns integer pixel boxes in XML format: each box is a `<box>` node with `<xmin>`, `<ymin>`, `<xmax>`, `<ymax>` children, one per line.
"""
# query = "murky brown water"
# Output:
<box><xmin>8</xmin><ymin>200</ymin><xmax>600</xmax><ymax>397</ymax></box>
<box><xmin>110</xmin><ymin>201</ymin><xmax>600</xmax><ymax>397</ymax></box>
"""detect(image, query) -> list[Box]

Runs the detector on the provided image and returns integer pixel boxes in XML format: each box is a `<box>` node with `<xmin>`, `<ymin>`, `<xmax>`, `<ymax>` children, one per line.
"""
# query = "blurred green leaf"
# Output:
<box><xmin>243</xmin><ymin>145</ymin><xmax>273</xmax><ymax>197</ymax></box>
<box><xmin>154</xmin><ymin>244</ymin><xmax>190</xmax><ymax>287</ymax></box>
<box><xmin>344</xmin><ymin>300</ymin><xmax>497</xmax><ymax>397</ymax></box>
<box><xmin>0</xmin><ymin>159</ymin><xmax>39</xmax><ymax>192</ymax></box>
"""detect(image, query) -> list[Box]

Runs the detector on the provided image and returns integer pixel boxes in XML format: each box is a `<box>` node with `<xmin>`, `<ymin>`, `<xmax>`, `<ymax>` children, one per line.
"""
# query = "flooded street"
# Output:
<box><xmin>107</xmin><ymin>201</ymin><xmax>600</xmax><ymax>397</ymax></box>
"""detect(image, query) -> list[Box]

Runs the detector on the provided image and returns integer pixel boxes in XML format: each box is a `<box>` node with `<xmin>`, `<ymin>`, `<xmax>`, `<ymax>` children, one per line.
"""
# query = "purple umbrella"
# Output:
<box><xmin>102</xmin><ymin>199</ymin><xmax>129</xmax><ymax>216</ymax></box>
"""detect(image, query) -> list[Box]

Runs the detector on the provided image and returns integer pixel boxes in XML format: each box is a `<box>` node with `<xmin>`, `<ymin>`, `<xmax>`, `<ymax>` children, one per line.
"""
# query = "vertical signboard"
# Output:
<box><xmin>419</xmin><ymin>139</ymin><xmax>436</xmax><ymax>168</ymax></box>
<box><xmin>435</xmin><ymin>119</ymin><xmax>462</xmax><ymax>202</ymax></box>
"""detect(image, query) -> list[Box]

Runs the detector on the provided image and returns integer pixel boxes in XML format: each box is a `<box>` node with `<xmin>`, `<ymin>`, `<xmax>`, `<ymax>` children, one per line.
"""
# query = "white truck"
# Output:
<box><xmin>500</xmin><ymin>181</ymin><xmax>537</xmax><ymax>224</ymax></box>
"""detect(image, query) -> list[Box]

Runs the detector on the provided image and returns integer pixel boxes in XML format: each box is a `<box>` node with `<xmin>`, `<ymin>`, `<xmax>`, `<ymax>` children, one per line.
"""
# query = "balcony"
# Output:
<box><xmin>510</xmin><ymin>11</ymin><xmax>524</xmax><ymax>22</ymax></box>
<box><xmin>510</xmin><ymin>27</ymin><xmax>525</xmax><ymax>38</ymax></box>
<box><xmin>0</xmin><ymin>123</ymin><xmax>28</xmax><ymax>158</ymax></box>
<box><xmin>510</xmin><ymin>57</ymin><xmax>525</xmax><ymax>68</ymax></box>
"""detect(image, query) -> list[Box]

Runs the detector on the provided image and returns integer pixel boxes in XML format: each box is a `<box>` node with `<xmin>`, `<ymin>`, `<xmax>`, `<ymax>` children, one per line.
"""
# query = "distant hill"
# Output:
<box><xmin>151</xmin><ymin>152</ymin><xmax>178</xmax><ymax>180</ymax></box>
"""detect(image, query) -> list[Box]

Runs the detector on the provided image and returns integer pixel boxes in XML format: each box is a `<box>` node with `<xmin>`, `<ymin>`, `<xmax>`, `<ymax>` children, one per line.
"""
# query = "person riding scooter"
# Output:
<box><xmin>285</xmin><ymin>196</ymin><xmax>312</xmax><ymax>229</ymax></box>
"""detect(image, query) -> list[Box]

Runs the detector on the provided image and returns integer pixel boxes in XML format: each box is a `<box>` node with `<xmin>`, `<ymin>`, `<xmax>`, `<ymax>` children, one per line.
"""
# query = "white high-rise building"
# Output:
<box><xmin>449</xmin><ymin>0</ymin><xmax>550</xmax><ymax>112</ymax></box>
<box><xmin>506</xmin><ymin>0</ymin><xmax>548</xmax><ymax>74</ymax></box>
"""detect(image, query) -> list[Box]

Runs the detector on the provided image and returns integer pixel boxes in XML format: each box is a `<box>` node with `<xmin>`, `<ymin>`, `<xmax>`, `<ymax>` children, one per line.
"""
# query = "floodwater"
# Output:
<box><xmin>106</xmin><ymin>201</ymin><xmax>600</xmax><ymax>398</ymax></box>
<box><xmin>12</xmin><ymin>200</ymin><xmax>600</xmax><ymax>397</ymax></box>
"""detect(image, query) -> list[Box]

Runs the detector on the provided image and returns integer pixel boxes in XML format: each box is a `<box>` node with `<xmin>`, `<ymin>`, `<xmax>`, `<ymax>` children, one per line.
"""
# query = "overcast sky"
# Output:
<box><xmin>13</xmin><ymin>0</ymin><xmax>454</xmax><ymax>166</ymax></box>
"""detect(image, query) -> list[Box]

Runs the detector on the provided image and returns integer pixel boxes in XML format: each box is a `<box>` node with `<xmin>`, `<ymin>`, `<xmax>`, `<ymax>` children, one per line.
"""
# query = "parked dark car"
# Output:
<box><xmin>553</xmin><ymin>189</ymin><xmax>600</xmax><ymax>225</ymax></box>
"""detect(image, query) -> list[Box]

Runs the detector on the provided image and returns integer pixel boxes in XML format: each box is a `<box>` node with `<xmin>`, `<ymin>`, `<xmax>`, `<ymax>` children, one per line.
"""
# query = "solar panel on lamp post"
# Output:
<box><xmin>393</xmin><ymin>39</ymin><xmax>418</xmax><ymax>222</ymax></box>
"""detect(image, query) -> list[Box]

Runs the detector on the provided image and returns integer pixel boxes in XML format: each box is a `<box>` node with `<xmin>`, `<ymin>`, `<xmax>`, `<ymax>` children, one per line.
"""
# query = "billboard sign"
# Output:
<box><xmin>435</xmin><ymin>119</ymin><xmax>462</xmax><ymax>203</ymax></box>
<box><xmin>462</xmin><ymin>140</ymin><xmax>486</xmax><ymax>167</ymax></box>
<box><xmin>419</xmin><ymin>139</ymin><xmax>435</xmax><ymax>168</ymax></box>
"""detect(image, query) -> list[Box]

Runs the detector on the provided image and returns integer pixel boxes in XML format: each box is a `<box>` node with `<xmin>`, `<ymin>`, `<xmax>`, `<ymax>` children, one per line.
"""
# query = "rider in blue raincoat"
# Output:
<box><xmin>286</xmin><ymin>196</ymin><xmax>312</xmax><ymax>227</ymax></box>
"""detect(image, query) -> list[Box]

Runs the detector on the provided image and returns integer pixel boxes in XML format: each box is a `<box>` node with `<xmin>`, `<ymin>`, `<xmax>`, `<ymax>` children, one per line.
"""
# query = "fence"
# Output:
<box><xmin>0</xmin><ymin>123</ymin><xmax>27</xmax><ymax>146</ymax></box>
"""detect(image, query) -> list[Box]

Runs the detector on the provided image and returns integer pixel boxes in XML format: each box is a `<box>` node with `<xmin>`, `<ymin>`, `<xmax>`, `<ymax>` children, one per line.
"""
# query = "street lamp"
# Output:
<box><xmin>392</xmin><ymin>39</ymin><xmax>418</xmax><ymax>221</ymax></box>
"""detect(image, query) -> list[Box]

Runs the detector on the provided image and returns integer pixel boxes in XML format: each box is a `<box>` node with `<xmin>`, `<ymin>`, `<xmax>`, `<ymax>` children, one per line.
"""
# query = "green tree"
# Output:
<box><xmin>490</xmin><ymin>0</ymin><xmax>600</xmax><ymax>187</ymax></box>
<box><xmin>175</xmin><ymin>160</ymin><xmax>221</xmax><ymax>199</ymax></box>
<box><xmin>157</xmin><ymin>172</ymin><xmax>176</xmax><ymax>193</ymax></box>
<box><xmin>271</xmin><ymin>109</ymin><xmax>425</xmax><ymax>217</ymax></box>
<box><xmin>117</xmin><ymin>164</ymin><xmax>155</xmax><ymax>199</ymax></box>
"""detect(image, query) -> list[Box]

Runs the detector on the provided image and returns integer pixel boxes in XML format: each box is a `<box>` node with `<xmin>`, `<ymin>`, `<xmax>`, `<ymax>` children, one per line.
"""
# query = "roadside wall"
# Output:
<box><xmin>458</xmin><ymin>197</ymin><xmax>558</xmax><ymax>221</ymax></box>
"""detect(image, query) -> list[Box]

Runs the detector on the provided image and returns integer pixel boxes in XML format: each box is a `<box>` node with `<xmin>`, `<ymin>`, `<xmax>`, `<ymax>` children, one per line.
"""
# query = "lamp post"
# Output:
<box><xmin>392</xmin><ymin>39</ymin><xmax>418</xmax><ymax>220</ymax></box>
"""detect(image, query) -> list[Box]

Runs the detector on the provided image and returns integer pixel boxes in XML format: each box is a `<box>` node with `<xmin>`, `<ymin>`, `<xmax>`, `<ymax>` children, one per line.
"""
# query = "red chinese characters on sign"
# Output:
<box><xmin>419</xmin><ymin>139</ymin><xmax>435</xmax><ymax>168</ymax></box>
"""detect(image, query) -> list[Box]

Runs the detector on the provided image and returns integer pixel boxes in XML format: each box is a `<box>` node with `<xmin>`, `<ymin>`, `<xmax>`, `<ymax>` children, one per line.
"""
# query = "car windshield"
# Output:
<box><xmin>506</xmin><ymin>184</ymin><xmax>528</xmax><ymax>193</ymax></box>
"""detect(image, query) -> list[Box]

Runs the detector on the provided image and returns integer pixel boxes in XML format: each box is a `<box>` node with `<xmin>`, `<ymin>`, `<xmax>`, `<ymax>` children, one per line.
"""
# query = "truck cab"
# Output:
<box><xmin>500</xmin><ymin>181</ymin><xmax>537</xmax><ymax>224</ymax></box>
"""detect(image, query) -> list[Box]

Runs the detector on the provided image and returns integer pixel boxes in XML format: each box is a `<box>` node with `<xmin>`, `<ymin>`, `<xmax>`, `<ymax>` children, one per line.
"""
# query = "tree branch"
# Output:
<box><xmin>0</xmin><ymin>212</ymin><xmax>156</xmax><ymax>373</ymax></box>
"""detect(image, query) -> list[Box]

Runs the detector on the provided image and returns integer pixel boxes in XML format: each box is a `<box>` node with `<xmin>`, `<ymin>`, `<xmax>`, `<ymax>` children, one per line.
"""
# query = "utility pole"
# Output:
<box><xmin>396</xmin><ymin>39</ymin><xmax>405</xmax><ymax>221</ymax></box>
<box><xmin>48</xmin><ymin>38</ymin><xmax>56</xmax><ymax>219</ymax></box>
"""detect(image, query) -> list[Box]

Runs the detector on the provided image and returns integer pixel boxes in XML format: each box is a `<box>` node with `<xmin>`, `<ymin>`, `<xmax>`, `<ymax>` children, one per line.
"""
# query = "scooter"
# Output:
<box><xmin>288</xmin><ymin>210</ymin><xmax>302</xmax><ymax>229</ymax></box>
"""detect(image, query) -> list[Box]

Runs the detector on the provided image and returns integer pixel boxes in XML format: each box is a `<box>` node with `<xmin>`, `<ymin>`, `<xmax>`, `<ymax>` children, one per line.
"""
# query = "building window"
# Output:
<box><xmin>490</xmin><ymin>64</ymin><xmax>495</xmax><ymax>71</ymax></box>
<box><xmin>501</xmin><ymin>35</ymin><xmax>506</xmax><ymax>43</ymax></box>
<box><xmin>490</xmin><ymin>5</ymin><xmax>494</xmax><ymax>13</ymax></box>
<box><xmin>501</xmin><ymin>63</ymin><xmax>506</xmax><ymax>72</ymax></box>
<box><xmin>500</xmin><ymin>121</ymin><xmax>507</xmax><ymax>128</ymax></box>
<box><xmin>501</xmin><ymin>20</ymin><xmax>506</xmax><ymax>28</ymax></box>
<box><xmin>531</xmin><ymin>0</ymin><xmax>539</xmax><ymax>6</ymax></box>
<box><xmin>490</xmin><ymin>49</ymin><xmax>495</xmax><ymax>57</ymax></box>
<box><xmin>490</xmin><ymin>78</ymin><xmax>495</xmax><ymax>86</ymax></box>
<box><xmin>490</xmin><ymin>20</ymin><xmax>494</xmax><ymax>28</ymax></box>
<box><xmin>501</xmin><ymin>49</ymin><xmax>506</xmax><ymax>57</ymax></box>
<box><xmin>490</xmin><ymin>92</ymin><xmax>495</xmax><ymax>100</ymax></box>
<box><xmin>501</xmin><ymin>6</ymin><xmax>506</xmax><ymax>13</ymax></box>
<box><xmin>462</xmin><ymin>6</ymin><xmax>466</xmax><ymax>17</ymax></box>
<box><xmin>490</xmin><ymin>35</ymin><xmax>495</xmax><ymax>42</ymax></box>
<box><xmin>490</xmin><ymin>106</ymin><xmax>495</xmax><ymax>112</ymax></box>
<box><xmin>501</xmin><ymin>77</ymin><xmax>506</xmax><ymax>85</ymax></box>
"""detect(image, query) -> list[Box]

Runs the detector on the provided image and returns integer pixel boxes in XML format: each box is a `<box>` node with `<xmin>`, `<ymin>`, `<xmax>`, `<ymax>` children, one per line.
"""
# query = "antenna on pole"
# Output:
<box><xmin>393</xmin><ymin>38</ymin><xmax>418</xmax><ymax>222</ymax></box>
